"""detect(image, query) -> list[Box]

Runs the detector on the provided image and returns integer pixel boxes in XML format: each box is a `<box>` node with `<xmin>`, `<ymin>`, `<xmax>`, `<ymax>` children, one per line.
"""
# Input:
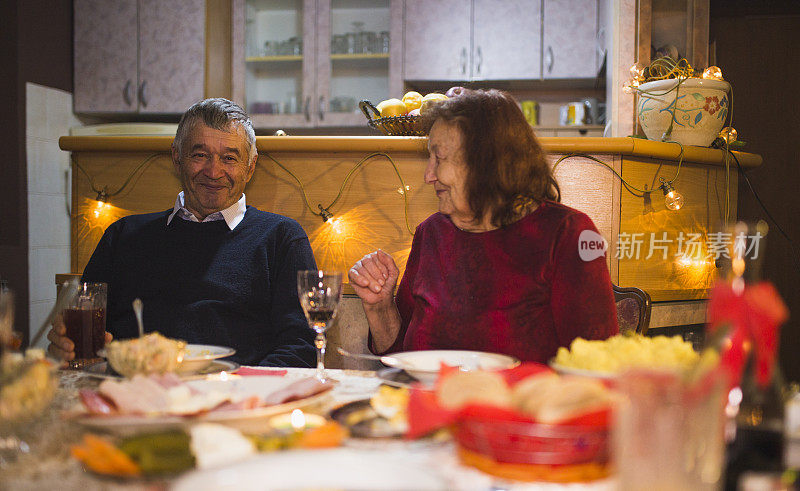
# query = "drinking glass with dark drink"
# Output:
<box><xmin>297</xmin><ymin>270</ymin><xmax>343</xmax><ymax>381</ymax></box>
<box><xmin>63</xmin><ymin>282</ymin><xmax>107</xmax><ymax>368</ymax></box>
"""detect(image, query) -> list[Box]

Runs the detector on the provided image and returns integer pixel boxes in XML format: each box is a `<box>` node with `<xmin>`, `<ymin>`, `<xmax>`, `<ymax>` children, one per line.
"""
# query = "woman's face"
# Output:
<box><xmin>425</xmin><ymin>120</ymin><xmax>474</xmax><ymax>228</ymax></box>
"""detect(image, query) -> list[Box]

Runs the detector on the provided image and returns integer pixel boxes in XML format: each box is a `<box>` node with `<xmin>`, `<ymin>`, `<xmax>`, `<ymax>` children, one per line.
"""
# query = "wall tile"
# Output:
<box><xmin>29</xmin><ymin>247</ymin><xmax>70</xmax><ymax>304</ymax></box>
<box><xmin>27</xmin><ymin>138</ymin><xmax>71</xmax><ymax>195</ymax></box>
<box><xmin>28</xmin><ymin>300</ymin><xmax>55</xmax><ymax>349</ymax></box>
<box><xmin>45</xmin><ymin>86</ymin><xmax>77</xmax><ymax>141</ymax></box>
<box><xmin>28</xmin><ymin>193</ymin><xmax>71</xmax><ymax>248</ymax></box>
<box><xmin>26</xmin><ymin>83</ymin><xmax>47</xmax><ymax>140</ymax></box>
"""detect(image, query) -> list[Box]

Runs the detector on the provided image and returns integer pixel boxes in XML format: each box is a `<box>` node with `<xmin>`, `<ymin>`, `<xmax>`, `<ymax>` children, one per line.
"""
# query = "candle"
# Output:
<box><xmin>268</xmin><ymin>409</ymin><xmax>326</xmax><ymax>433</ymax></box>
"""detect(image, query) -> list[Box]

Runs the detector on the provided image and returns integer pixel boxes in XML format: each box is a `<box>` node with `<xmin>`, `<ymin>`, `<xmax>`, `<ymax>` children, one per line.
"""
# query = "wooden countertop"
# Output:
<box><xmin>58</xmin><ymin>135</ymin><xmax>762</xmax><ymax>168</ymax></box>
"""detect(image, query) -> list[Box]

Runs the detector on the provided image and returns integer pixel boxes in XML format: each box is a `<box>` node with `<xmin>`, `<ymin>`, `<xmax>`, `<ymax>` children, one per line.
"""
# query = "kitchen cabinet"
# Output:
<box><xmin>542</xmin><ymin>0</ymin><xmax>600</xmax><ymax>79</ymax></box>
<box><xmin>404</xmin><ymin>0</ymin><xmax>541</xmax><ymax>81</ymax></box>
<box><xmin>234</xmin><ymin>0</ymin><xmax>403</xmax><ymax>129</ymax></box>
<box><xmin>403</xmin><ymin>0</ymin><xmax>471</xmax><ymax>81</ymax></box>
<box><xmin>404</xmin><ymin>0</ymin><xmax>600</xmax><ymax>82</ymax></box>
<box><xmin>472</xmin><ymin>0</ymin><xmax>542</xmax><ymax>80</ymax></box>
<box><xmin>73</xmin><ymin>0</ymin><xmax>206</xmax><ymax>114</ymax></box>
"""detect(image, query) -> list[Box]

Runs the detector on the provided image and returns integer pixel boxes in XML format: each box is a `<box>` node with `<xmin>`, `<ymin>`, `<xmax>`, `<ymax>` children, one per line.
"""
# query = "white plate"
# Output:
<box><xmin>548</xmin><ymin>360</ymin><xmax>616</xmax><ymax>380</ymax></box>
<box><xmin>172</xmin><ymin>448</ymin><xmax>446</xmax><ymax>490</ymax></box>
<box><xmin>380</xmin><ymin>350</ymin><xmax>520</xmax><ymax>385</ymax></box>
<box><xmin>83</xmin><ymin>359</ymin><xmax>241</xmax><ymax>380</ymax></box>
<box><xmin>178</xmin><ymin>344</ymin><xmax>237</xmax><ymax>374</ymax></box>
<box><xmin>73</xmin><ymin>375</ymin><xmax>332</xmax><ymax>435</ymax></box>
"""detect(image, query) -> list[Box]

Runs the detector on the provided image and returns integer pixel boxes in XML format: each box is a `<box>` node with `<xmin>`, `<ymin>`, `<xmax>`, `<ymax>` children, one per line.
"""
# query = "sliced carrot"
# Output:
<box><xmin>71</xmin><ymin>434</ymin><xmax>141</xmax><ymax>477</ymax></box>
<box><xmin>296</xmin><ymin>422</ymin><xmax>348</xmax><ymax>448</ymax></box>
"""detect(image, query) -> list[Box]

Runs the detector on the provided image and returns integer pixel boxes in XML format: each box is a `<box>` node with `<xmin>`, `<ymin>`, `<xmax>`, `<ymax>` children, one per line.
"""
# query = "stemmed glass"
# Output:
<box><xmin>297</xmin><ymin>270</ymin><xmax>343</xmax><ymax>381</ymax></box>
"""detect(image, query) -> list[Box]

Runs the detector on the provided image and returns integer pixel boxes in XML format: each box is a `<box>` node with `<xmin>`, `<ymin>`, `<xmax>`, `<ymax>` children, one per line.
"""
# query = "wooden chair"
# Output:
<box><xmin>612</xmin><ymin>284</ymin><xmax>652</xmax><ymax>335</ymax></box>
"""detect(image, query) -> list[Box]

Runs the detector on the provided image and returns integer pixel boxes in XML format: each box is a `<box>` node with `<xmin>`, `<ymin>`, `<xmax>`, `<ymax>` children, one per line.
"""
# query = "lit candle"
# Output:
<box><xmin>269</xmin><ymin>409</ymin><xmax>326</xmax><ymax>434</ymax></box>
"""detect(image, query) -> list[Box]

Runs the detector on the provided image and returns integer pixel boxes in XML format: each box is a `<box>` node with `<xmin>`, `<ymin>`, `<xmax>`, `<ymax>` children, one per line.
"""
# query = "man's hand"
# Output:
<box><xmin>348</xmin><ymin>250</ymin><xmax>399</xmax><ymax>309</ymax></box>
<box><xmin>46</xmin><ymin>314</ymin><xmax>112</xmax><ymax>362</ymax></box>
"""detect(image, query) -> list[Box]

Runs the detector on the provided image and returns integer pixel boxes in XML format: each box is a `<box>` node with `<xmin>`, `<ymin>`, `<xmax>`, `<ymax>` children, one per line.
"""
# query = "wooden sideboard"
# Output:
<box><xmin>58</xmin><ymin>135</ymin><xmax>761</xmax><ymax>367</ymax></box>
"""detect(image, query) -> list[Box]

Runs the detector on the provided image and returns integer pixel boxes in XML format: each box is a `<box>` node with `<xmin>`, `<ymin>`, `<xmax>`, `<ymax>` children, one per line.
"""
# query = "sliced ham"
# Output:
<box><xmin>98</xmin><ymin>378</ymin><xmax>150</xmax><ymax>414</ymax></box>
<box><xmin>262</xmin><ymin>377</ymin><xmax>332</xmax><ymax>406</ymax></box>
<box><xmin>79</xmin><ymin>389</ymin><xmax>117</xmax><ymax>415</ymax></box>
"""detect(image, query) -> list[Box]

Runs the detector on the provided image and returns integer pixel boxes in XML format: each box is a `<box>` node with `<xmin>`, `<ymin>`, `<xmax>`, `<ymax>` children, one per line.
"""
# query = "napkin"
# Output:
<box><xmin>236</xmin><ymin>367</ymin><xmax>288</xmax><ymax>377</ymax></box>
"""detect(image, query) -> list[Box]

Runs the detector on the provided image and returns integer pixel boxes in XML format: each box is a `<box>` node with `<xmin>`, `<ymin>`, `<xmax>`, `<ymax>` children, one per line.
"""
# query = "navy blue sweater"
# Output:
<box><xmin>82</xmin><ymin>207</ymin><xmax>317</xmax><ymax>367</ymax></box>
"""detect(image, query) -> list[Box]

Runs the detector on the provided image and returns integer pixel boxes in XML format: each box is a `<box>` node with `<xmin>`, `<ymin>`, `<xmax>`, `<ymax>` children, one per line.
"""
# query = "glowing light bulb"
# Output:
<box><xmin>622</xmin><ymin>81</ymin><xmax>634</xmax><ymax>94</ymax></box>
<box><xmin>702</xmin><ymin>66</ymin><xmax>723</xmax><ymax>80</ymax></box>
<box><xmin>719</xmin><ymin>126</ymin><xmax>738</xmax><ymax>144</ymax></box>
<box><xmin>629</xmin><ymin>62</ymin><xmax>645</xmax><ymax>79</ymax></box>
<box><xmin>664</xmin><ymin>189</ymin><xmax>684</xmax><ymax>211</ymax></box>
<box><xmin>660</xmin><ymin>181</ymin><xmax>684</xmax><ymax>211</ymax></box>
<box><xmin>328</xmin><ymin>217</ymin><xmax>344</xmax><ymax>234</ymax></box>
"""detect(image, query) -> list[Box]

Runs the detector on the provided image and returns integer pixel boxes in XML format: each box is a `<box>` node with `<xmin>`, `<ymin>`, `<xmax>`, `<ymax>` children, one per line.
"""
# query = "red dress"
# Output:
<box><xmin>375</xmin><ymin>201</ymin><xmax>619</xmax><ymax>363</ymax></box>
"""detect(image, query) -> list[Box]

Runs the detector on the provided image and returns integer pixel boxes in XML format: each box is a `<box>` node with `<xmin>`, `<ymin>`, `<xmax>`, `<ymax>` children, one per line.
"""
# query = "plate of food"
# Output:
<box><xmin>380</xmin><ymin>350</ymin><xmax>520</xmax><ymax>385</ymax></box>
<box><xmin>550</xmin><ymin>334</ymin><xmax>710</xmax><ymax>379</ymax></box>
<box><xmin>329</xmin><ymin>385</ymin><xmax>409</xmax><ymax>438</ymax></box>
<box><xmin>99</xmin><ymin>333</ymin><xmax>236</xmax><ymax>377</ymax></box>
<box><xmin>71</xmin><ymin>374</ymin><xmax>335</xmax><ymax>435</ymax></box>
<box><xmin>84</xmin><ymin>359</ymin><xmax>241</xmax><ymax>380</ymax></box>
<box><xmin>178</xmin><ymin>344</ymin><xmax>237</xmax><ymax>374</ymax></box>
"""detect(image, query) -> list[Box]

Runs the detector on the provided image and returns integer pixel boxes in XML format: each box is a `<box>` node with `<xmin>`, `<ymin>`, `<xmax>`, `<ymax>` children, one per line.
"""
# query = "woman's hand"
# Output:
<box><xmin>46</xmin><ymin>314</ymin><xmax>113</xmax><ymax>362</ymax></box>
<box><xmin>348</xmin><ymin>250</ymin><xmax>399</xmax><ymax>309</ymax></box>
<box><xmin>349</xmin><ymin>250</ymin><xmax>403</xmax><ymax>352</ymax></box>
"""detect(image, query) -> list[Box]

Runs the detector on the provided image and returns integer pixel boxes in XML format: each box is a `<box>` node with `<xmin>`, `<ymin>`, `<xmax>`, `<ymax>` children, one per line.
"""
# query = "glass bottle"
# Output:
<box><xmin>718</xmin><ymin>221</ymin><xmax>788</xmax><ymax>490</ymax></box>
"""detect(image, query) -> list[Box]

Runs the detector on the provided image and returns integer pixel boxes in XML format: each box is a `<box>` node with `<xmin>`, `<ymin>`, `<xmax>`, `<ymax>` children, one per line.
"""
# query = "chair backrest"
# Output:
<box><xmin>612</xmin><ymin>284</ymin><xmax>652</xmax><ymax>335</ymax></box>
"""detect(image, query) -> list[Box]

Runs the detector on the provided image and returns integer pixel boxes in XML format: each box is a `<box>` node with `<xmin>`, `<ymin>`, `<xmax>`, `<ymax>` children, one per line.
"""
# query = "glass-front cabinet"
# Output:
<box><xmin>235</xmin><ymin>0</ymin><xmax>401</xmax><ymax>129</ymax></box>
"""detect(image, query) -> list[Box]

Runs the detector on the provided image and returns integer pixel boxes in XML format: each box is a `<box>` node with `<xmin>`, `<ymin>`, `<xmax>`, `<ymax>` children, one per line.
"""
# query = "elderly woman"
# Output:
<box><xmin>349</xmin><ymin>89</ymin><xmax>618</xmax><ymax>363</ymax></box>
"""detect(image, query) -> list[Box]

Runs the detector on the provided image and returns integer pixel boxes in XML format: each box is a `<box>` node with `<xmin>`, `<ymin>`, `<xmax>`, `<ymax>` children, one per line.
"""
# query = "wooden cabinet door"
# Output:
<box><xmin>542</xmin><ymin>0</ymin><xmax>599</xmax><ymax>79</ymax></box>
<box><xmin>74</xmin><ymin>0</ymin><xmax>138</xmax><ymax>113</ymax></box>
<box><xmin>403</xmin><ymin>0</ymin><xmax>471</xmax><ymax>81</ymax></box>
<box><xmin>138</xmin><ymin>0</ymin><xmax>206</xmax><ymax>113</ymax></box>
<box><xmin>472</xmin><ymin>0</ymin><xmax>541</xmax><ymax>80</ymax></box>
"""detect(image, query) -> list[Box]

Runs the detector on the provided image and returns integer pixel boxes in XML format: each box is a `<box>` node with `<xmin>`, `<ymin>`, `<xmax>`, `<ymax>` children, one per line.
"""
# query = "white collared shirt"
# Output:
<box><xmin>166</xmin><ymin>191</ymin><xmax>247</xmax><ymax>230</ymax></box>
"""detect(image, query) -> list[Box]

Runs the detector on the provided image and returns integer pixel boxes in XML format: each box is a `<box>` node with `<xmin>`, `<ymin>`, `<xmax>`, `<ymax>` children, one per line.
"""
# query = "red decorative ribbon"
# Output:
<box><xmin>707</xmin><ymin>281</ymin><xmax>788</xmax><ymax>388</ymax></box>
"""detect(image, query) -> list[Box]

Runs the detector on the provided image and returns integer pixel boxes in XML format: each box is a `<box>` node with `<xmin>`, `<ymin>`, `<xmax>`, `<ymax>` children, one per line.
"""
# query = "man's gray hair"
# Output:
<box><xmin>174</xmin><ymin>98</ymin><xmax>257</xmax><ymax>162</ymax></box>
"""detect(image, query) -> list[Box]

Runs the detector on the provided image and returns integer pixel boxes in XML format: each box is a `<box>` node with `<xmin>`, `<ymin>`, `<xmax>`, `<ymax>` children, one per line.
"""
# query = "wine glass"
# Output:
<box><xmin>297</xmin><ymin>270</ymin><xmax>343</xmax><ymax>381</ymax></box>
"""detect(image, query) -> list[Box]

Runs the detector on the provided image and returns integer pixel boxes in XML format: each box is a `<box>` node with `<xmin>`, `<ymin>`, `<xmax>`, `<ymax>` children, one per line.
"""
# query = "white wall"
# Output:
<box><xmin>26</xmin><ymin>82</ymin><xmax>78</xmax><ymax>347</ymax></box>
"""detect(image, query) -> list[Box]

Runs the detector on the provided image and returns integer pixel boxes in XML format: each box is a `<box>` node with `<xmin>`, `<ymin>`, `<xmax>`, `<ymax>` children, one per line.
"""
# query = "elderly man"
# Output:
<box><xmin>48</xmin><ymin>98</ymin><xmax>316</xmax><ymax>367</ymax></box>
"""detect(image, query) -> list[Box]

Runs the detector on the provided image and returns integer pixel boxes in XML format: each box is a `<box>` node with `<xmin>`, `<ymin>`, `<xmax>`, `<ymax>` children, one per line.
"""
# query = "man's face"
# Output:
<box><xmin>171</xmin><ymin>122</ymin><xmax>256</xmax><ymax>219</ymax></box>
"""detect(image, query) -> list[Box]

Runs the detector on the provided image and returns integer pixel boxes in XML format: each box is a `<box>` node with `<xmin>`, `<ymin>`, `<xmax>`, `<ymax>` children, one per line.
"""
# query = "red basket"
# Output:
<box><xmin>455</xmin><ymin>418</ymin><xmax>609</xmax><ymax>466</ymax></box>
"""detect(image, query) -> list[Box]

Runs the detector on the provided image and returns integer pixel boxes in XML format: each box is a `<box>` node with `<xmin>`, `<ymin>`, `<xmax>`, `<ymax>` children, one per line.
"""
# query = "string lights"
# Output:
<box><xmin>552</xmin><ymin>140</ymin><xmax>685</xmax><ymax>209</ymax></box>
<box><xmin>76</xmin><ymin>153</ymin><xmax>163</xmax><ymax>219</ymax></box>
<box><xmin>261</xmin><ymin>151</ymin><xmax>415</xmax><ymax>236</ymax></box>
<box><xmin>659</xmin><ymin>179</ymin><xmax>685</xmax><ymax>211</ymax></box>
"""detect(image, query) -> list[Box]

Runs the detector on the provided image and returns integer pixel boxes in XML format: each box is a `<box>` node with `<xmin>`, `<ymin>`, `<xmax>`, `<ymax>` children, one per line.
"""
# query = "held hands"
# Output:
<box><xmin>348</xmin><ymin>250</ymin><xmax>399</xmax><ymax>308</ymax></box>
<box><xmin>46</xmin><ymin>314</ymin><xmax>113</xmax><ymax>362</ymax></box>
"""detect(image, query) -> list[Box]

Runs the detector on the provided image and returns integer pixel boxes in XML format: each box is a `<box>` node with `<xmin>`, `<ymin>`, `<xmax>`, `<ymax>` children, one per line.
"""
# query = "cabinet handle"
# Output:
<box><xmin>460</xmin><ymin>47</ymin><xmax>467</xmax><ymax>75</ymax></box>
<box><xmin>138</xmin><ymin>80</ymin><xmax>148</xmax><ymax>108</ymax></box>
<box><xmin>123</xmin><ymin>80</ymin><xmax>134</xmax><ymax>106</ymax></box>
<box><xmin>318</xmin><ymin>96</ymin><xmax>324</xmax><ymax>121</ymax></box>
<box><xmin>304</xmin><ymin>97</ymin><xmax>311</xmax><ymax>121</ymax></box>
<box><xmin>475</xmin><ymin>46</ymin><xmax>483</xmax><ymax>75</ymax></box>
<box><xmin>545</xmin><ymin>46</ymin><xmax>554</xmax><ymax>74</ymax></box>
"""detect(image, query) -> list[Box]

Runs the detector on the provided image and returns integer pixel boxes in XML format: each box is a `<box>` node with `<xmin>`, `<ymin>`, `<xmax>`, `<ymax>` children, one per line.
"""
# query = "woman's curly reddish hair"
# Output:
<box><xmin>423</xmin><ymin>89</ymin><xmax>560</xmax><ymax>227</ymax></box>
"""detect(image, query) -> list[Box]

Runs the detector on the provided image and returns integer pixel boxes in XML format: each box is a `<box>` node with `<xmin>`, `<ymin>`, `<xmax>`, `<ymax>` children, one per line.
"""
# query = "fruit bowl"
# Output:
<box><xmin>359</xmin><ymin>100</ymin><xmax>425</xmax><ymax>137</ymax></box>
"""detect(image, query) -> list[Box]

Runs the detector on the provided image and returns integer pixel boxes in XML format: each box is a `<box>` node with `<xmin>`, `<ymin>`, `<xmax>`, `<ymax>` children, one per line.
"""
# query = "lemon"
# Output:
<box><xmin>402</xmin><ymin>91</ymin><xmax>423</xmax><ymax>112</ymax></box>
<box><xmin>376</xmin><ymin>98</ymin><xmax>407</xmax><ymax>118</ymax></box>
<box><xmin>420</xmin><ymin>93</ymin><xmax>448</xmax><ymax>115</ymax></box>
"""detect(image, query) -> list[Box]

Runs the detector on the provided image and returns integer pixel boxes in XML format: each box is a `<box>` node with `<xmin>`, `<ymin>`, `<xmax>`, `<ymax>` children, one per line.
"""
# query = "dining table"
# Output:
<box><xmin>0</xmin><ymin>366</ymin><xmax>617</xmax><ymax>490</ymax></box>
